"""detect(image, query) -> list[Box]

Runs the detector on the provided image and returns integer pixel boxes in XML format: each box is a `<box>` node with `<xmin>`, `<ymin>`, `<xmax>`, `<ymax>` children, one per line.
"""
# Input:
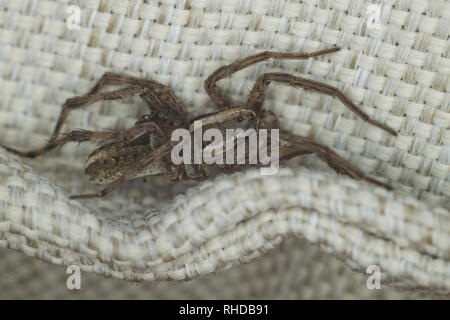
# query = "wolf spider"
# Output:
<box><xmin>1</xmin><ymin>47</ymin><xmax>396</xmax><ymax>199</ymax></box>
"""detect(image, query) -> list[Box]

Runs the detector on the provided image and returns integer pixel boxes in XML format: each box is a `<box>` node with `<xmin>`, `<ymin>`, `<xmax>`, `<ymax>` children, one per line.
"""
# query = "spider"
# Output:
<box><xmin>1</xmin><ymin>47</ymin><xmax>396</xmax><ymax>199</ymax></box>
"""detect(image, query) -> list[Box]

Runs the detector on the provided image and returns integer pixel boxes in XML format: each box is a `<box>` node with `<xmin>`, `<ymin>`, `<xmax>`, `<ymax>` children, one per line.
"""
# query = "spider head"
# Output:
<box><xmin>188</xmin><ymin>107</ymin><xmax>258</xmax><ymax>136</ymax></box>
<box><xmin>196</xmin><ymin>107</ymin><xmax>258</xmax><ymax>132</ymax></box>
<box><xmin>223</xmin><ymin>108</ymin><xmax>258</xmax><ymax>131</ymax></box>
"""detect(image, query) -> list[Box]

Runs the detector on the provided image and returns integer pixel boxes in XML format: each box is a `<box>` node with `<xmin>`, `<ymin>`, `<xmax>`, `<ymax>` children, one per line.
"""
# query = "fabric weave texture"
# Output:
<box><xmin>0</xmin><ymin>0</ymin><xmax>448</xmax><ymax>298</ymax></box>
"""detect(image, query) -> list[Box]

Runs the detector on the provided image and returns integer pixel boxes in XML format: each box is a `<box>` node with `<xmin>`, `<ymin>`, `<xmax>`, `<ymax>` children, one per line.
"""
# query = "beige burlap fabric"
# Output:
<box><xmin>0</xmin><ymin>0</ymin><xmax>448</xmax><ymax>298</ymax></box>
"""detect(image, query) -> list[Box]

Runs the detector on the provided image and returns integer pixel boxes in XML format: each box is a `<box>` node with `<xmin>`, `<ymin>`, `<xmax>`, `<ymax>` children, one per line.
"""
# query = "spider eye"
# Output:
<box><xmin>237</xmin><ymin>116</ymin><xmax>243</xmax><ymax>122</ymax></box>
<box><xmin>249</xmin><ymin>113</ymin><xmax>255</xmax><ymax>120</ymax></box>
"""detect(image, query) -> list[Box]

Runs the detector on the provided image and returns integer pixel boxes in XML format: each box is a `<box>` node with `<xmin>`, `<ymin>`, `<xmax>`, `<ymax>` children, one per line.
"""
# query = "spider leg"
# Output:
<box><xmin>279</xmin><ymin>129</ymin><xmax>392</xmax><ymax>190</ymax></box>
<box><xmin>278</xmin><ymin>144</ymin><xmax>314</xmax><ymax>160</ymax></box>
<box><xmin>2</xmin><ymin>75</ymin><xmax>187</xmax><ymax>158</ymax></box>
<box><xmin>52</xmin><ymin>74</ymin><xmax>189</xmax><ymax>140</ymax></box>
<box><xmin>87</xmin><ymin>72</ymin><xmax>159</xmax><ymax>95</ymax></box>
<box><xmin>213</xmin><ymin>140</ymin><xmax>312</xmax><ymax>173</ymax></box>
<box><xmin>31</xmin><ymin>72</ymin><xmax>187</xmax><ymax>144</ymax></box>
<box><xmin>2</xmin><ymin>122</ymin><xmax>162</xmax><ymax>158</ymax></box>
<box><xmin>49</xmin><ymin>86</ymin><xmax>148</xmax><ymax>143</ymax></box>
<box><xmin>248</xmin><ymin>73</ymin><xmax>396</xmax><ymax>136</ymax></box>
<box><xmin>70</xmin><ymin>142</ymin><xmax>173</xmax><ymax>199</ymax></box>
<box><xmin>204</xmin><ymin>47</ymin><xmax>340</xmax><ymax>110</ymax></box>
<box><xmin>88</xmin><ymin>72</ymin><xmax>188</xmax><ymax>120</ymax></box>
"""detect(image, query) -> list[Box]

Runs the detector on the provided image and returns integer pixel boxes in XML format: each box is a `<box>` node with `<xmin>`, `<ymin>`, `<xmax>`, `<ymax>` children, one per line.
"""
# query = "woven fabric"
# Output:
<box><xmin>0</xmin><ymin>238</ymin><xmax>414</xmax><ymax>299</ymax></box>
<box><xmin>0</xmin><ymin>0</ymin><xmax>448</xmax><ymax>298</ymax></box>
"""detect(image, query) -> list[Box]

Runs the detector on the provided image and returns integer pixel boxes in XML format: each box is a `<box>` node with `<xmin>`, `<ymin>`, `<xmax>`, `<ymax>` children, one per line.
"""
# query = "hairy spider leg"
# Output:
<box><xmin>279</xmin><ymin>129</ymin><xmax>392</xmax><ymax>190</ymax></box>
<box><xmin>1</xmin><ymin>122</ymin><xmax>163</xmax><ymax>158</ymax></box>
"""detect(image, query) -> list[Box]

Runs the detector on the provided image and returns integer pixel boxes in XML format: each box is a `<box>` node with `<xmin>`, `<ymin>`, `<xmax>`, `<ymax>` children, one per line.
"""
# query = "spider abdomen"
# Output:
<box><xmin>85</xmin><ymin>142</ymin><xmax>162</xmax><ymax>185</ymax></box>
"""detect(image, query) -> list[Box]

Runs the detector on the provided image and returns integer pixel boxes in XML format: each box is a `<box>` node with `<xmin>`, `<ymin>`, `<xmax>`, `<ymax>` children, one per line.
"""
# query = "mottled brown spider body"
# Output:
<box><xmin>1</xmin><ymin>47</ymin><xmax>397</xmax><ymax>199</ymax></box>
<box><xmin>85</xmin><ymin>139</ymin><xmax>162</xmax><ymax>185</ymax></box>
<box><xmin>85</xmin><ymin>107</ymin><xmax>258</xmax><ymax>185</ymax></box>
